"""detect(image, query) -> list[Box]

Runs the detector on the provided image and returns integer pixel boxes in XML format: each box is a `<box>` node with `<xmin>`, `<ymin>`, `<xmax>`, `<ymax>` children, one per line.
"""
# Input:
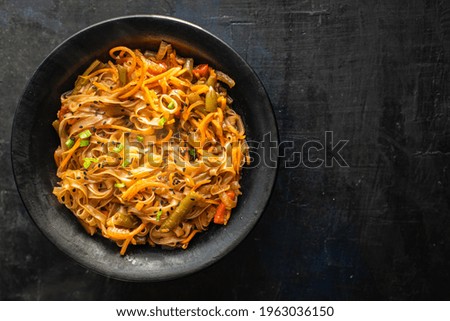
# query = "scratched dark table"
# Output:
<box><xmin>1</xmin><ymin>0</ymin><xmax>450</xmax><ymax>300</ymax></box>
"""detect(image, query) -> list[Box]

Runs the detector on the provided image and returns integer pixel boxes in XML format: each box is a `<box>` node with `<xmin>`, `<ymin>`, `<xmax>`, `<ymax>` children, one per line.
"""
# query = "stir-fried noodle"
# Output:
<box><xmin>52</xmin><ymin>42</ymin><xmax>249</xmax><ymax>255</ymax></box>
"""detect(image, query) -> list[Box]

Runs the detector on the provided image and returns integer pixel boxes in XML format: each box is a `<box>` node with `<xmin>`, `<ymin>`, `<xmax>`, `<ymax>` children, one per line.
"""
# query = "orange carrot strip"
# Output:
<box><xmin>119</xmin><ymin>57</ymin><xmax>146</xmax><ymax>99</ymax></box>
<box><xmin>119</xmin><ymin>223</ymin><xmax>146</xmax><ymax>255</ymax></box>
<box><xmin>109</xmin><ymin>46</ymin><xmax>137</xmax><ymax>74</ymax></box>
<box><xmin>143</xmin><ymin>67</ymin><xmax>181</xmax><ymax>85</ymax></box>
<box><xmin>214</xmin><ymin>202</ymin><xmax>226</xmax><ymax>224</ymax></box>
<box><xmin>181</xmin><ymin>230</ymin><xmax>200</xmax><ymax>245</ymax></box>
<box><xmin>226</xmin><ymin>190</ymin><xmax>236</xmax><ymax>199</ymax></box>
<box><xmin>59</xmin><ymin>138</ymin><xmax>81</xmax><ymax>169</ymax></box>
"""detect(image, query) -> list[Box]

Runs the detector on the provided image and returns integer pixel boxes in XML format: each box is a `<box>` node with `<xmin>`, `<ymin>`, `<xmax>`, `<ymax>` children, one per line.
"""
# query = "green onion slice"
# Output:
<box><xmin>156</xmin><ymin>209</ymin><xmax>163</xmax><ymax>221</ymax></box>
<box><xmin>79</xmin><ymin>139</ymin><xmax>90</xmax><ymax>147</ymax></box>
<box><xmin>158</xmin><ymin>117</ymin><xmax>167</xmax><ymax>127</ymax></box>
<box><xmin>82</xmin><ymin>157</ymin><xmax>98</xmax><ymax>169</ymax></box>
<box><xmin>79</xmin><ymin>129</ymin><xmax>92</xmax><ymax>139</ymax></box>
<box><xmin>113</xmin><ymin>143</ymin><xmax>124</xmax><ymax>153</ymax></box>
<box><xmin>65</xmin><ymin>138</ymin><xmax>75</xmax><ymax>148</ymax></box>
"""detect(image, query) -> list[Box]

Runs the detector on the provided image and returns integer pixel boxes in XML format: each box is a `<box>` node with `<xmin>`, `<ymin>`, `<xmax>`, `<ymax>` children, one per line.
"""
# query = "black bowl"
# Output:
<box><xmin>11</xmin><ymin>15</ymin><xmax>278</xmax><ymax>281</ymax></box>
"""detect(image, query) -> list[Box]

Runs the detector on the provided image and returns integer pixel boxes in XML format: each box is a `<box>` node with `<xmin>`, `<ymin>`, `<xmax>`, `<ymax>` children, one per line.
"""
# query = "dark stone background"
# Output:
<box><xmin>1</xmin><ymin>0</ymin><xmax>450</xmax><ymax>300</ymax></box>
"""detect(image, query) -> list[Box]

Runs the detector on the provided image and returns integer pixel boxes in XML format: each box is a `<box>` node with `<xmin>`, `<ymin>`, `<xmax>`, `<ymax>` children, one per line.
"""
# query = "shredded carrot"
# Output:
<box><xmin>213</xmin><ymin>191</ymin><xmax>235</xmax><ymax>225</ymax></box>
<box><xmin>181</xmin><ymin>229</ymin><xmax>200</xmax><ymax>245</ymax></box>
<box><xmin>93</xmin><ymin>81</ymin><xmax>111</xmax><ymax>92</ymax></box>
<box><xmin>191</xmin><ymin>84</ymin><xmax>209</xmax><ymax>95</ymax></box>
<box><xmin>86</xmin><ymin>68</ymin><xmax>115</xmax><ymax>79</ymax></box>
<box><xmin>217</xmin><ymin>95</ymin><xmax>227</xmax><ymax>110</ymax></box>
<box><xmin>59</xmin><ymin>138</ymin><xmax>81</xmax><ymax>169</ymax></box>
<box><xmin>119</xmin><ymin>57</ymin><xmax>146</xmax><ymax>99</ymax></box>
<box><xmin>226</xmin><ymin>190</ymin><xmax>236</xmax><ymax>199</ymax></box>
<box><xmin>214</xmin><ymin>203</ymin><xmax>226</xmax><ymax>224</ymax></box>
<box><xmin>158</xmin><ymin>77</ymin><xmax>168</xmax><ymax>94</ymax></box>
<box><xmin>109</xmin><ymin>46</ymin><xmax>137</xmax><ymax>74</ymax></box>
<box><xmin>174</xmin><ymin>67</ymin><xmax>188</xmax><ymax>77</ymax></box>
<box><xmin>143</xmin><ymin>67</ymin><xmax>181</xmax><ymax>85</ymax></box>
<box><xmin>122</xmin><ymin>179</ymin><xmax>169</xmax><ymax>200</ymax></box>
<box><xmin>198</xmin><ymin>112</ymin><xmax>217</xmax><ymax>146</ymax></box>
<box><xmin>135</xmin><ymin>202</ymin><xmax>144</xmax><ymax>211</ymax></box>
<box><xmin>119</xmin><ymin>223</ymin><xmax>147</xmax><ymax>255</ymax></box>
<box><xmin>182</xmin><ymin>100</ymin><xmax>205</xmax><ymax>121</ymax></box>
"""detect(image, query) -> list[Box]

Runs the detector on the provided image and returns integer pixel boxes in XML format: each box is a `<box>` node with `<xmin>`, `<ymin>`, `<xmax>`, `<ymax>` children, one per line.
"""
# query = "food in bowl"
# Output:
<box><xmin>52</xmin><ymin>41</ymin><xmax>249</xmax><ymax>255</ymax></box>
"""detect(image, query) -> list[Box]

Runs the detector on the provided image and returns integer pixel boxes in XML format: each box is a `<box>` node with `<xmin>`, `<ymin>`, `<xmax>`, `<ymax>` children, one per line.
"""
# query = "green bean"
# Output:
<box><xmin>206</xmin><ymin>74</ymin><xmax>217</xmax><ymax>87</ymax></box>
<box><xmin>117</xmin><ymin>65</ymin><xmax>128</xmax><ymax>86</ymax></box>
<box><xmin>73</xmin><ymin>59</ymin><xmax>104</xmax><ymax>93</ymax></box>
<box><xmin>160</xmin><ymin>191</ymin><xmax>201</xmax><ymax>232</ymax></box>
<box><xmin>187</xmin><ymin>92</ymin><xmax>201</xmax><ymax>104</ymax></box>
<box><xmin>205</xmin><ymin>86</ymin><xmax>218</xmax><ymax>112</ymax></box>
<box><xmin>216</xmin><ymin>70</ymin><xmax>235</xmax><ymax>88</ymax></box>
<box><xmin>155</xmin><ymin>40</ymin><xmax>171</xmax><ymax>60</ymax></box>
<box><xmin>183</xmin><ymin>58</ymin><xmax>194</xmax><ymax>81</ymax></box>
<box><xmin>112</xmin><ymin>212</ymin><xmax>139</xmax><ymax>229</ymax></box>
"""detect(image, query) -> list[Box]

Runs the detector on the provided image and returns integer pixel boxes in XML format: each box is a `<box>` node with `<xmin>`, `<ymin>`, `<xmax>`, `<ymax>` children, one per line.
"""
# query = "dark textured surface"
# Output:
<box><xmin>2</xmin><ymin>0</ymin><xmax>450</xmax><ymax>300</ymax></box>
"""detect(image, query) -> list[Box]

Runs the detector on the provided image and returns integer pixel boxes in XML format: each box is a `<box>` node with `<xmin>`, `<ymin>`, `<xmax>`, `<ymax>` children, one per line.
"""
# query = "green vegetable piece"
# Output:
<box><xmin>156</xmin><ymin>209</ymin><xmax>163</xmax><ymax>221</ymax></box>
<box><xmin>160</xmin><ymin>191</ymin><xmax>201</xmax><ymax>232</ymax></box>
<box><xmin>79</xmin><ymin>139</ymin><xmax>90</xmax><ymax>147</ymax></box>
<box><xmin>167</xmin><ymin>101</ymin><xmax>175</xmax><ymax>110</ymax></box>
<box><xmin>136</xmin><ymin>135</ymin><xmax>144</xmax><ymax>142</ymax></box>
<box><xmin>79</xmin><ymin>129</ymin><xmax>92</xmax><ymax>139</ymax></box>
<box><xmin>82</xmin><ymin>157</ymin><xmax>98</xmax><ymax>169</ymax></box>
<box><xmin>73</xmin><ymin>59</ymin><xmax>103</xmax><ymax>93</ymax></box>
<box><xmin>117</xmin><ymin>65</ymin><xmax>128</xmax><ymax>86</ymax></box>
<box><xmin>113</xmin><ymin>143</ymin><xmax>124</xmax><ymax>153</ymax></box>
<box><xmin>112</xmin><ymin>212</ymin><xmax>138</xmax><ymax>228</ymax></box>
<box><xmin>206</xmin><ymin>74</ymin><xmax>217</xmax><ymax>87</ymax></box>
<box><xmin>158</xmin><ymin>116</ymin><xmax>167</xmax><ymax>127</ymax></box>
<box><xmin>114</xmin><ymin>183</ymin><xmax>125</xmax><ymax>188</ymax></box>
<box><xmin>83</xmin><ymin>160</ymin><xmax>90</xmax><ymax>169</ymax></box>
<box><xmin>65</xmin><ymin>138</ymin><xmax>75</xmax><ymax>148</ymax></box>
<box><xmin>122</xmin><ymin>159</ymin><xmax>131</xmax><ymax>167</ymax></box>
<box><xmin>187</xmin><ymin>92</ymin><xmax>201</xmax><ymax>104</ymax></box>
<box><xmin>205</xmin><ymin>86</ymin><xmax>218</xmax><ymax>112</ymax></box>
<box><xmin>189</xmin><ymin>148</ymin><xmax>196</xmax><ymax>158</ymax></box>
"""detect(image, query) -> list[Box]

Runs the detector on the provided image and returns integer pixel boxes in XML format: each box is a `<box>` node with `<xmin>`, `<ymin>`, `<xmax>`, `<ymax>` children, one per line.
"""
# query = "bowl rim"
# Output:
<box><xmin>11</xmin><ymin>14</ymin><xmax>279</xmax><ymax>281</ymax></box>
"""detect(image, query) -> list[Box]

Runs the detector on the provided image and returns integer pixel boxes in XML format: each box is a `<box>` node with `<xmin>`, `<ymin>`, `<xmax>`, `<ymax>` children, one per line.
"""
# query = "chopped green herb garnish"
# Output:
<box><xmin>136</xmin><ymin>135</ymin><xmax>144</xmax><ymax>142</ymax></box>
<box><xmin>79</xmin><ymin>129</ymin><xmax>92</xmax><ymax>139</ymax></box>
<box><xmin>114</xmin><ymin>183</ymin><xmax>125</xmax><ymax>188</ymax></box>
<box><xmin>79</xmin><ymin>139</ymin><xmax>90</xmax><ymax>147</ymax></box>
<box><xmin>167</xmin><ymin>101</ymin><xmax>175</xmax><ymax>110</ymax></box>
<box><xmin>156</xmin><ymin>209</ymin><xmax>162</xmax><ymax>221</ymax></box>
<box><xmin>158</xmin><ymin>116</ymin><xmax>167</xmax><ymax>126</ymax></box>
<box><xmin>189</xmin><ymin>148</ymin><xmax>196</xmax><ymax>158</ymax></box>
<box><xmin>65</xmin><ymin>138</ymin><xmax>74</xmax><ymax>148</ymax></box>
<box><xmin>122</xmin><ymin>159</ymin><xmax>131</xmax><ymax>167</ymax></box>
<box><xmin>82</xmin><ymin>157</ymin><xmax>98</xmax><ymax>169</ymax></box>
<box><xmin>113</xmin><ymin>143</ymin><xmax>124</xmax><ymax>153</ymax></box>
